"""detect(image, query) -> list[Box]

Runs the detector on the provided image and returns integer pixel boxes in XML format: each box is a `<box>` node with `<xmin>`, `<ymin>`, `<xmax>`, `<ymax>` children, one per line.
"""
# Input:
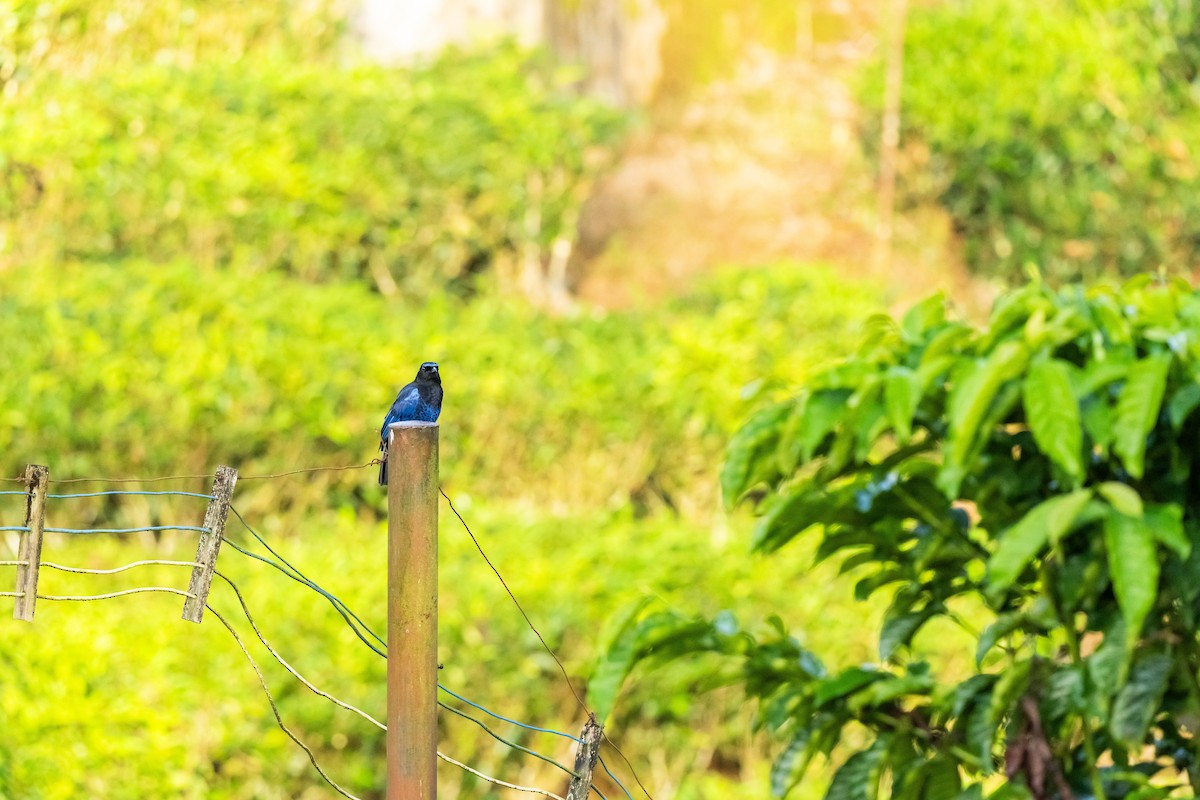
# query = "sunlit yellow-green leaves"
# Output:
<box><xmin>1</xmin><ymin>41</ymin><xmax>625</xmax><ymax>295</ymax></box>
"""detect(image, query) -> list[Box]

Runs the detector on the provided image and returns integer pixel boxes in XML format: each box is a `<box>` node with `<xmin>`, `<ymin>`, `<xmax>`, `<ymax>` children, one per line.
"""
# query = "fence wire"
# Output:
<box><xmin>1</xmin><ymin>461</ymin><xmax>649</xmax><ymax>800</ymax></box>
<box><xmin>225</xmin><ymin>507</ymin><xmax>607</xmax><ymax>797</ymax></box>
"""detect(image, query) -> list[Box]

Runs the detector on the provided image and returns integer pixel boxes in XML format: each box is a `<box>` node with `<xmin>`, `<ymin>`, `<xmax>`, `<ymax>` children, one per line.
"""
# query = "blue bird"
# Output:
<box><xmin>378</xmin><ymin>362</ymin><xmax>443</xmax><ymax>486</ymax></box>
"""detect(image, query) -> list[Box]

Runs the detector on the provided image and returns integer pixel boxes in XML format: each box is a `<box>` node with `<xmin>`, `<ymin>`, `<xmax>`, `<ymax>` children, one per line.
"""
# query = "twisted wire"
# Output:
<box><xmin>43</xmin><ymin>525</ymin><xmax>208</xmax><ymax>534</ymax></box>
<box><xmin>47</xmin><ymin>490</ymin><xmax>214</xmax><ymax>499</ymax></box>
<box><xmin>440</xmin><ymin>490</ymin><xmax>646</xmax><ymax>800</ymax></box>
<box><xmin>227</xmin><ymin>504</ymin><xmax>614</xmax><ymax>797</ymax></box>
<box><xmin>39</xmin><ymin>587</ymin><xmax>195</xmax><ymax>601</ymax></box>
<box><xmin>440</xmin><ymin>489</ymin><xmax>591</xmax><ymax>717</ymax></box>
<box><xmin>437</xmin><ymin>750</ymin><xmax>566</xmax><ymax>800</ymax></box>
<box><xmin>211</xmin><ymin>571</ymin><xmax>571</xmax><ymax>800</ymax></box>
<box><xmin>205</xmin><ymin>603</ymin><xmax>363</xmax><ymax>800</ymax></box>
<box><xmin>42</xmin><ymin>560</ymin><xmax>201</xmax><ymax>575</ymax></box>
<box><xmin>212</xmin><ymin>571</ymin><xmax>386</xmax><ymax>729</ymax></box>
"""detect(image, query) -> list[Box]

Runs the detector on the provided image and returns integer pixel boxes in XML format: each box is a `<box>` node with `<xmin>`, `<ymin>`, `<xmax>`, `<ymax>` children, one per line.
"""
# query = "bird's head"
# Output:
<box><xmin>416</xmin><ymin>361</ymin><xmax>441</xmax><ymax>384</ymax></box>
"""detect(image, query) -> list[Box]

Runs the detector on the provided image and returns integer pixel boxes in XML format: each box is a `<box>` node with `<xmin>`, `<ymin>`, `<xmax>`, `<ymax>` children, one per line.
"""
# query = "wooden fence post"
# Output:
<box><xmin>566</xmin><ymin>716</ymin><xmax>603</xmax><ymax>800</ymax></box>
<box><xmin>387</xmin><ymin>421</ymin><xmax>439</xmax><ymax>800</ymax></box>
<box><xmin>182</xmin><ymin>465</ymin><xmax>238</xmax><ymax>623</ymax></box>
<box><xmin>13</xmin><ymin>464</ymin><xmax>48</xmax><ymax>621</ymax></box>
<box><xmin>875</xmin><ymin>0</ymin><xmax>908</xmax><ymax>273</ymax></box>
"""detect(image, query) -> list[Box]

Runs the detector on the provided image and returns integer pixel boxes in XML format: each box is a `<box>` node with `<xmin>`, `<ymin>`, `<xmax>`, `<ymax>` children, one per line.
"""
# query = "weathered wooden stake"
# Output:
<box><xmin>874</xmin><ymin>0</ymin><xmax>908</xmax><ymax>273</ymax></box>
<box><xmin>387</xmin><ymin>421</ymin><xmax>439</xmax><ymax>800</ymax></box>
<box><xmin>566</xmin><ymin>716</ymin><xmax>603</xmax><ymax>800</ymax></box>
<box><xmin>182</xmin><ymin>465</ymin><xmax>238</xmax><ymax>623</ymax></box>
<box><xmin>13</xmin><ymin>465</ymin><xmax>48</xmax><ymax>621</ymax></box>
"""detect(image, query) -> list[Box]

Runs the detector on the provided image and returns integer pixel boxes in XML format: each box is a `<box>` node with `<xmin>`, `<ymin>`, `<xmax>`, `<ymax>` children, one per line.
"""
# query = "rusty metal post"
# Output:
<box><xmin>387</xmin><ymin>421</ymin><xmax>439</xmax><ymax>800</ymax></box>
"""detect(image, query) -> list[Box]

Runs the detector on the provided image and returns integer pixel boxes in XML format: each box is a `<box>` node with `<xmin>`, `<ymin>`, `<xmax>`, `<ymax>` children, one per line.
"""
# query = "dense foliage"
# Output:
<box><xmin>0</xmin><ymin>261</ymin><xmax>879</xmax><ymax>517</ymax></box>
<box><xmin>1</xmin><ymin>1</ymin><xmax>623</xmax><ymax>296</ymax></box>
<box><xmin>861</xmin><ymin>0</ymin><xmax>1200</xmax><ymax>284</ymax></box>
<box><xmin>0</xmin><ymin>261</ymin><xmax>883</xmax><ymax>800</ymax></box>
<box><xmin>604</xmin><ymin>276</ymin><xmax>1200</xmax><ymax>799</ymax></box>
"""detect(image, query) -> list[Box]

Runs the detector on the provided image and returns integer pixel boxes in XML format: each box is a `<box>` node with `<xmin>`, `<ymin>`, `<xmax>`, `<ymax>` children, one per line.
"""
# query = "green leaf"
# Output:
<box><xmin>975</xmin><ymin>612</ymin><xmax>1026</xmax><ymax>667</ymax></box>
<box><xmin>1041</xmin><ymin>667</ymin><xmax>1084</xmax><ymax>727</ymax></box>
<box><xmin>850</xmin><ymin>673</ymin><xmax>935</xmax><ymax>711</ymax></box>
<box><xmin>1023</xmin><ymin>358</ymin><xmax>1083</xmax><ymax>481</ymax></box>
<box><xmin>986</xmin><ymin>783</ymin><xmax>1033</xmax><ymax>800</ymax></box>
<box><xmin>752</xmin><ymin>485</ymin><xmax>833</xmax><ymax>554</ymax></box>
<box><xmin>947</xmin><ymin>674</ymin><xmax>997</xmax><ymax>718</ymax></box>
<box><xmin>1113</xmin><ymin>353</ymin><xmax>1172</xmax><ymax>479</ymax></box>
<box><xmin>1147</xmin><ymin>503</ymin><xmax>1188</xmax><ymax>559</ymax></box>
<box><xmin>770</xmin><ymin>726</ymin><xmax>816</xmax><ymax>798</ymax></box>
<box><xmin>799</xmin><ymin>390</ymin><xmax>852</xmax><ymax>462</ymax></box>
<box><xmin>1088</xmin><ymin>617</ymin><xmax>1127</xmax><ymax>702</ymax></box>
<box><xmin>1167</xmin><ymin>382</ymin><xmax>1200</xmax><ymax>429</ymax></box>
<box><xmin>920</xmin><ymin>758</ymin><xmax>963</xmax><ymax>800</ymax></box>
<box><xmin>940</xmin><ymin>341</ymin><xmax>1028</xmax><ymax>496</ymax></box>
<box><xmin>901</xmin><ymin>292</ymin><xmax>946</xmax><ymax>340</ymax></box>
<box><xmin>589</xmin><ymin>607</ymin><xmax>737</xmax><ymax>723</ymax></box>
<box><xmin>815</xmin><ymin>668</ymin><xmax>884</xmax><ymax>707</ymax></box>
<box><xmin>1096</xmin><ymin>481</ymin><xmax>1143</xmax><ymax>518</ymax></box>
<box><xmin>588</xmin><ymin>600</ymin><xmax>653</xmax><ymax>723</ymax></box>
<box><xmin>1110</xmin><ymin>650</ymin><xmax>1172</xmax><ymax>749</ymax></box>
<box><xmin>987</xmin><ymin>658</ymin><xmax>1032</xmax><ymax>736</ymax></box>
<box><xmin>855</xmin><ymin>567</ymin><xmax>905</xmax><ymax>602</ymax></box>
<box><xmin>1072</xmin><ymin>359</ymin><xmax>1129</xmax><ymax>398</ymax></box>
<box><xmin>823</xmin><ymin>739</ymin><xmax>888</xmax><ymax>800</ymax></box>
<box><xmin>1103</xmin><ymin>511</ymin><xmax>1160</xmax><ymax>669</ymax></box>
<box><xmin>777</xmin><ymin>390</ymin><xmax>850</xmax><ymax>474</ymax></box>
<box><xmin>885</xmin><ymin>366</ymin><xmax>921</xmax><ymax>444</ymax></box>
<box><xmin>963</xmin><ymin>696</ymin><xmax>996</xmax><ymax>769</ymax></box>
<box><xmin>1081</xmin><ymin>394</ymin><xmax>1117</xmax><ymax>450</ymax></box>
<box><xmin>986</xmin><ymin>490</ymin><xmax>1092</xmax><ymax>597</ymax></box>
<box><xmin>880</xmin><ymin>607</ymin><xmax>935</xmax><ymax>661</ymax></box>
<box><xmin>722</xmin><ymin>402</ymin><xmax>792</xmax><ymax>506</ymax></box>
<box><xmin>921</xmin><ymin>324</ymin><xmax>971</xmax><ymax>363</ymax></box>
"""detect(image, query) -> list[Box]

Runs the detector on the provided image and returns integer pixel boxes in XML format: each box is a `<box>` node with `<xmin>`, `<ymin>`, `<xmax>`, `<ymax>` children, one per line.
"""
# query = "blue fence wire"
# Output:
<box><xmin>47</xmin><ymin>490</ymin><xmax>214</xmax><ymax>499</ymax></box>
<box><xmin>0</xmin><ymin>491</ymin><xmax>26</xmax><ymax>496</ymax></box>
<box><xmin>437</xmin><ymin>684</ymin><xmax>581</xmax><ymax>743</ymax></box>
<box><xmin>599</xmin><ymin>757</ymin><xmax>635</xmax><ymax>800</ymax></box>
<box><xmin>43</xmin><ymin>525</ymin><xmax>209</xmax><ymax>534</ymax></box>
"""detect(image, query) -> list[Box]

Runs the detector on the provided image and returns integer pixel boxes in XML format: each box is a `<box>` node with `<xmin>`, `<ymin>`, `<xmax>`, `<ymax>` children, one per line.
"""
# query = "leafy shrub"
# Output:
<box><xmin>861</xmin><ymin>0</ymin><xmax>1200</xmax><ymax>284</ymax></box>
<box><xmin>0</xmin><ymin>45</ymin><xmax>624</xmax><ymax>295</ymax></box>
<box><xmin>0</xmin><ymin>0</ymin><xmax>350</xmax><ymax>81</ymax></box>
<box><xmin>604</xmin><ymin>275</ymin><xmax>1200</xmax><ymax>798</ymax></box>
<box><xmin>0</xmin><ymin>261</ymin><xmax>881</xmax><ymax>519</ymax></box>
<box><xmin>0</xmin><ymin>259</ymin><xmax>885</xmax><ymax>800</ymax></box>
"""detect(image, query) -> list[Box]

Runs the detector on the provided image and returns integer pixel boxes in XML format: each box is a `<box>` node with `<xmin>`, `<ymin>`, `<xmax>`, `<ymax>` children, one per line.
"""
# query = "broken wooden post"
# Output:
<box><xmin>387</xmin><ymin>421</ymin><xmax>439</xmax><ymax>800</ymax></box>
<box><xmin>182</xmin><ymin>465</ymin><xmax>237</xmax><ymax>623</ymax></box>
<box><xmin>566</xmin><ymin>716</ymin><xmax>603</xmax><ymax>800</ymax></box>
<box><xmin>13</xmin><ymin>464</ymin><xmax>48</xmax><ymax>621</ymax></box>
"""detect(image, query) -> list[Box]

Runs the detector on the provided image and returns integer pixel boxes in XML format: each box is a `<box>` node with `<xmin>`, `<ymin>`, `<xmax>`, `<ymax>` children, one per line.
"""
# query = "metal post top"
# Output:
<box><xmin>387</xmin><ymin>421</ymin><xmax>440</xmax><ymax>429</ymax></box>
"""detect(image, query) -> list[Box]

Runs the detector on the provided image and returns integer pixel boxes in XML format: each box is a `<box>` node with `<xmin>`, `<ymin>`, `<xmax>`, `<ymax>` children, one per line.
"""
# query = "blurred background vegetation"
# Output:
<box><xmin>0</xmin><ymin>0</ymin><xmax>1196</xmax><ymax>798</ymax></box>
<box><xmin>859</xmin><ymin>0</ymin><xmax>1200</xmax><ymax>285</ymax></box>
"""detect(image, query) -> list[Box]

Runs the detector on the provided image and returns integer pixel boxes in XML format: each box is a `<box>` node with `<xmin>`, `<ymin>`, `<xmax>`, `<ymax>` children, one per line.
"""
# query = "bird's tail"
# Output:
<box><xmin>378</xmin><ymin>447</ymin><xmax>388</xmax><ymax>486</ymax></box>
